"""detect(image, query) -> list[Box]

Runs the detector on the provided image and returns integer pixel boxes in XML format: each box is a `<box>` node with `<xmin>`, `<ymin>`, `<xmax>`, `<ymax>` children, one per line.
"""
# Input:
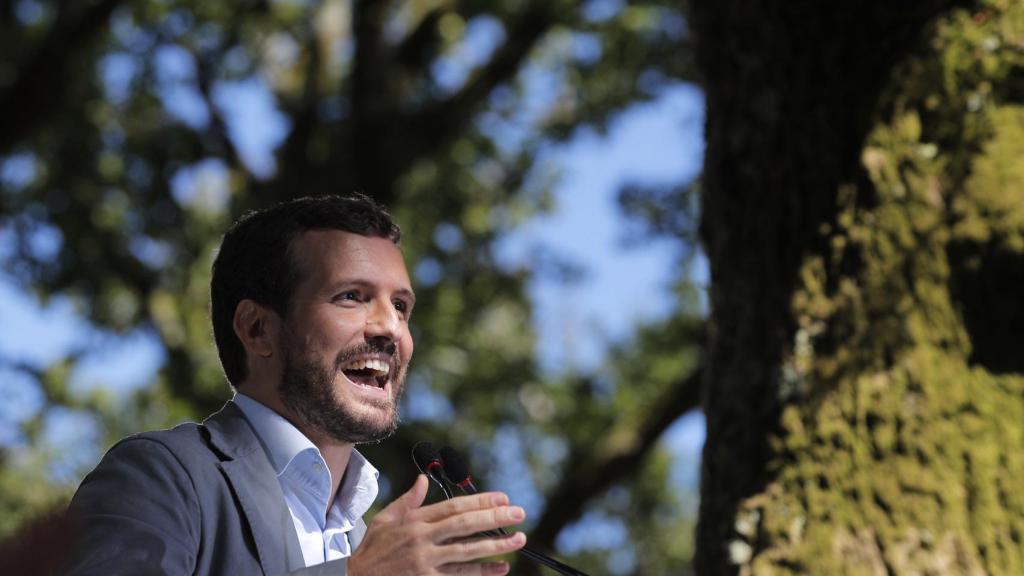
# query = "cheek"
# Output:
<box><xmin>402</xmin><ymin>332</ymin><xmax>415</xmax><ymax>361</ymax></box>
<box><xmin>321</xmin><ymin>308</ymin><xmax>368</xmax><ymax>339</ymax></box>
<box><xmin>294</xmin><ymin>321</ymin><xmax>358</xmax><ymax>359</ymax></box>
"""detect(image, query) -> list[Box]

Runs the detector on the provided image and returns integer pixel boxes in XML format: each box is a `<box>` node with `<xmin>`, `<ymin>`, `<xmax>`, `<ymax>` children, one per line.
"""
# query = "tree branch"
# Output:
<box><xmin>273</xmin><ymin>25</ymin><xmax>324</xmax><ymax>200</ymax></box>
<box><xmin>191</xmin><ymin>49</ymin><xmax>249</xmax><ymax>178</ymax></box>
<box><xmin>528</xmin><ymin>363</ymin><xmax>704</xmax><ymax>553</ymax></box>
<box><xmin>345</xmin><ymin>0</ymin><xmax>404</xmax><ymax>201</ymax></box>
<box><xmin>0</xmin><ymin>0</ymin><xmax>124</xmax><ymax>155</ymax></box>
<box><xmin>350</xmin><ymin>0</ymin><xmax>393</xmax><ymax>122</ymax></box>
<box><xmin>396</xmin><ymin>7</ymin><xmax>444</xmax><ymax>71</ymax></box>
<box><xmin>182</xmin><ymin>1</ymin><xmax>274</xmax><ymax>183</ymax></box>
<box><xmin>406</xmin><ymin>1</ymin><xmax>558</xmax><ymax>156</ymax></box>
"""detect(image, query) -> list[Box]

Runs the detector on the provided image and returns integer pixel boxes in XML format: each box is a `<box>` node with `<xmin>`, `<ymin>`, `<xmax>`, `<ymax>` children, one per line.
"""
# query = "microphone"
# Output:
<box><xmin>438</xmin><ymin>446</ymin><xmax>591</xmax><ymax>576</ymax></box>
<box><xmin>439</xmin><ymin>446</ymin><xmax>479</xmax><ymax>494</ymax></box>
<box><xmin>412</xmin><ymin>441</ymin><xmax>454</xmax><ymax>499</ymax></box>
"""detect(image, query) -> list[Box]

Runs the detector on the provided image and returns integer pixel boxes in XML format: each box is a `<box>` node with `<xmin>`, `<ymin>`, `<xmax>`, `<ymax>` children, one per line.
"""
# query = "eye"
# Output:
<box><xmin>335</xmin><ymin>290</ymin><xmax>362</xmax><ymax>303</ymax></box>
<box><xmin>393</xmin><ymin>299</ymin><xmax>412</xmax><ymax>317</ymax></box>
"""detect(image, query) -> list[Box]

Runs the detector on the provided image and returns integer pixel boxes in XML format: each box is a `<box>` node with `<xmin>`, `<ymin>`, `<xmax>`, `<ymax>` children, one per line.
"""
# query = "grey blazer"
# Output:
<box><xmin>63</xmin><ymin>402</ymin><xmax>366</xmax><ymax>575</ymax></box>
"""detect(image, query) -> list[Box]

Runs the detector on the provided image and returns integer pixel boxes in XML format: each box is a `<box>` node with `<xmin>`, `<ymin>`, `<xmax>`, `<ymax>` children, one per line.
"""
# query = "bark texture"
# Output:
<box><xmin>687</xmin><ymin>0</ymin><xmax>1024</xmax><ymax>573</ymax></box>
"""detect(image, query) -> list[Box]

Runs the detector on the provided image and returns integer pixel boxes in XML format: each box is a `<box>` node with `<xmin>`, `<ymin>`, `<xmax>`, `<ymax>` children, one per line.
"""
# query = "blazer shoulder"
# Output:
<box><xmin>127</xmin><ymin>419</ymin><xmax>206</xmax><ymax>444</ymax></box>
<box><xmin>86</xmin><ymin>421</ymin><xmax>225</xmax><ymax>499</ymax></box>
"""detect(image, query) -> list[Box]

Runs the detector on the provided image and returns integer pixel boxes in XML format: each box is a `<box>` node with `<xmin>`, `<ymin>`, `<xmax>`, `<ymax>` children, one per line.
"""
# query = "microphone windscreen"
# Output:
<box><xmin>439</xmin><ymin>446</ymin><xmax>470</xmax><ymax>482</ymax></box>
<box><xmin>412</xmin><ymin>441</ymin><xmax>438</xmax><ymax>474</ymax></box>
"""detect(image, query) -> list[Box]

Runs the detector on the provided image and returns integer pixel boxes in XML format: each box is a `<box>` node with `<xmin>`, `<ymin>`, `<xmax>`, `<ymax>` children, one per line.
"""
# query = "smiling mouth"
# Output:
<box><xmin>340</xmin><ymin>357</ymin><xmax>390</xmax><ymax>389</ymax></box>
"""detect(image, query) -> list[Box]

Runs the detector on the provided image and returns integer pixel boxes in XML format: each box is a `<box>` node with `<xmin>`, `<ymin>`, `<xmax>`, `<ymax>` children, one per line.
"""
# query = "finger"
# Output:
<box><xmin>436</xmin><ymin>531</ymin><xmax>526</xmax><ymax>565</ymax></box>
<box><xmin>398</xmin><ymin>474</ymin><xmax>429</xmax><ymax>510</ymax></box>
<box><xmin>432</xmin><ymin>506</ymin><xmax>526</xmax><ymax>541</ymax></box>
<box><xmin>375</xmin><ymin>474</ymin><xmax>429</xmax><ymax>522</ymax></box>
<box><xmin>414</xmin><ymin>492</ymin><xmax>510</xmax><ymax>523</ymax></box>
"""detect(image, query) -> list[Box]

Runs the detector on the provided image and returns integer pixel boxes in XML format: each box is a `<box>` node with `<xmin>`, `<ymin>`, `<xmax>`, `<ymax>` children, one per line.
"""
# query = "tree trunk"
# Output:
<box><xmin>687</xmin><ymin>1</ymin><xmax>1024</xmax><ymax>573</ymax></box>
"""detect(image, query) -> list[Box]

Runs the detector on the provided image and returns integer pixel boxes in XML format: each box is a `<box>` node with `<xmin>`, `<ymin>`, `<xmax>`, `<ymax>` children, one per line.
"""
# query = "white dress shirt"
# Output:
<box><xmin>233</xmin><ymin>393</ymin><xmax>379</xmax><ymax>567</ymax></box>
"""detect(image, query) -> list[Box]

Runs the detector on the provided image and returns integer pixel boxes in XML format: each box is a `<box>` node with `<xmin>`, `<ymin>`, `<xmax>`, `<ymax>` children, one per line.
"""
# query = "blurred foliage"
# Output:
<box><xmin>0</xmin><ymin>0</ymin><xmax>704</xmax><ymax>573</ymax></box>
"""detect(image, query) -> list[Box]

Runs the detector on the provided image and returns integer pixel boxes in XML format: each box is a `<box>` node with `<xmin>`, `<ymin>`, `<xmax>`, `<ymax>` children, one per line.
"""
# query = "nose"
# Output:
<box><xmin>365</xmin><ymin>297</ymin><xmax>402</xmax><ymax>343</ymax></box>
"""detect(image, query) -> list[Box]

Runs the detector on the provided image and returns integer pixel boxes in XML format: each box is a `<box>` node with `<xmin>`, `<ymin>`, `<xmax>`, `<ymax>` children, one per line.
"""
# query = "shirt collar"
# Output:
<box><xmin>335</xmin><ymin>449</ymin><xmax>379</xmax><ymax>525</ymax></box>
<box><xmin>232</xmin><ymin>392</ymin><xmax>380</xmax><ymax>523</ymax></box>
<box><xmin>232</xmin><ymin>392</ymin><xmax>315</xmax><ymax>474</ymax></box>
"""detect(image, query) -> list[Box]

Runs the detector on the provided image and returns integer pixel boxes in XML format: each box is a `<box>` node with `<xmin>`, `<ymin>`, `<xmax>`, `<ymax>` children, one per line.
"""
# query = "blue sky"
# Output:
<box><xmin>503</xmin><ymin>83</ymin><xmax>705</xmax><ymax>371</ymax></box>
<box><xmin>493</xmin><ymin>84</ymin><xmax>708</xmax><ymax>519</ymax></box>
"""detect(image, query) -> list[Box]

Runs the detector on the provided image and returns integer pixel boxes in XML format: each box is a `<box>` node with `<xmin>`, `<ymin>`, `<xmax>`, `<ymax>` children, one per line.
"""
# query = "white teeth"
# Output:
<box><xmin>341</xmin><ymin>358</ymin><xmax>390</xmax><ymax>375</ymax></box>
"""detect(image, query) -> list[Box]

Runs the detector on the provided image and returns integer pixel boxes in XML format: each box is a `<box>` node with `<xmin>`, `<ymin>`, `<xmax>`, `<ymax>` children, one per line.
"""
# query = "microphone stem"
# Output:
<box><xmin>435</xmin><ymin>477</ymin><xmax>454</xmax><ymax>499</ymax></box>
<box><xmin>479</xmin><ymin>529</ymin><xmax>590</xmax><ymax>576</ymax></box>
<box><xmin>517</xmin><ymin>545</ymin><xmax>591</xmax><ymax>576</ymax></box>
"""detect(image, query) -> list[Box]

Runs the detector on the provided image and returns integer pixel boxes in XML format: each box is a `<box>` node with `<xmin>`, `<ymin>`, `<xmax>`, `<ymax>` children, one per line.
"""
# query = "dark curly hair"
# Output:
<box><xmin>210</xmin><ymin>193</ymin><xmax>401</xmax><ymax>387</ymax></box>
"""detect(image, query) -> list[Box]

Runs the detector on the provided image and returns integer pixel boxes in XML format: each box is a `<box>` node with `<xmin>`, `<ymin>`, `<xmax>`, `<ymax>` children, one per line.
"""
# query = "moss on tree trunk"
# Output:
<box><xmin>694</xmin><ymin>1</ymin><xmax>1024</xmax><ymax>573</ymax></box>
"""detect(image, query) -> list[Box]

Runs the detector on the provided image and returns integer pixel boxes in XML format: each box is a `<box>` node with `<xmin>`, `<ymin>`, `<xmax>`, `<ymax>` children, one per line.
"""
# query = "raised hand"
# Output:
<box><xmin>347</xmin><ymin>475</ymin><xmax>528</xmax><ymax>575</ymax></box>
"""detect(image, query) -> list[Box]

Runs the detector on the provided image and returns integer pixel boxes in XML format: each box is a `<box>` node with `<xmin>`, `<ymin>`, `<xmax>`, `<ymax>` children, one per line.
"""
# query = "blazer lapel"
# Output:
<box><xmin>204</xmin><ymin>402</ymin><xmax>306</xmax><ymax>575</ymax></box>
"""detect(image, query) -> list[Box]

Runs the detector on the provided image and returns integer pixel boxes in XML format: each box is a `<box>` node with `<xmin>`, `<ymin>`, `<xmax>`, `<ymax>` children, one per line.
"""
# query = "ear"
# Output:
<box><xmin>232</xmin><ymin>299</ymin><xmax>279</xmax><ymax>360</ymax></box>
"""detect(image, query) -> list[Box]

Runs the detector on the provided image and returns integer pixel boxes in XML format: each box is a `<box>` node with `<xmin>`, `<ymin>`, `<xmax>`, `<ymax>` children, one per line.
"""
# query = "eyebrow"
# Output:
<box><xmin>394</xmin><ymin>287</ymin><xmax>417</xmax><ymax>306</ymax></box>
<box><xmin>330</xmin><ymin>279</ymin><xmax>416</xmax><ymax>304</ymax></box>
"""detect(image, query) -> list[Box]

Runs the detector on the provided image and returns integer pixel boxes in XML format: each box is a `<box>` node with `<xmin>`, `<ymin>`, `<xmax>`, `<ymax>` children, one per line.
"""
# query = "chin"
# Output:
<box><xmin>323</xmin><ymin>404</ymin><xmax>400</xmax><ymax>445</ymax></box>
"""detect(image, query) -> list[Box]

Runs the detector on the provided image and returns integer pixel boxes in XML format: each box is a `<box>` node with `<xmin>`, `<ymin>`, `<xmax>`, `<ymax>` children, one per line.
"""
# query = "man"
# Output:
<box><xmin>63</xmin><ymin>194</ymin><xmax>526</xmax><ymax>575</ymax></box>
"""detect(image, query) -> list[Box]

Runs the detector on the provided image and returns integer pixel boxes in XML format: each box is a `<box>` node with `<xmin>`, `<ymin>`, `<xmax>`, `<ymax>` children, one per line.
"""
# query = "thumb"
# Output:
<box><xmin>378</xmin><ymin>474</ymin><xmax>429</xmax><ymax>521</ymax></box>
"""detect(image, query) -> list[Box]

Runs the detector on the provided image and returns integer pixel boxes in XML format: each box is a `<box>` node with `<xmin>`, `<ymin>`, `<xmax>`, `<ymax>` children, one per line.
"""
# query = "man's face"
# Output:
<box><xmin>275</xmin><ymin>230</ymin><xmax>415</xmax><ymax>444</ymax></box>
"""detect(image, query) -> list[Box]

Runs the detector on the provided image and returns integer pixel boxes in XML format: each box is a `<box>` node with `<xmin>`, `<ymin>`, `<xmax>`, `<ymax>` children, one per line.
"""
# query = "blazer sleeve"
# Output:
<box><xmin>63</xmin><ymin>437</ymin><xmax>202</xmax><ymax>576</ymax></box>
<box><xmin>281</xmin><ymin>559</ymin><xmax>347</xmax><ymax>576</ymax></box>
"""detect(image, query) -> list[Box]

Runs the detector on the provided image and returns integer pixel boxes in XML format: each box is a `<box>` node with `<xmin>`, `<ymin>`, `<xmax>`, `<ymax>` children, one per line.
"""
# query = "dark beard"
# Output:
<box><xmin>279</xmin><ymin>341</ymin><xmax>405</xmax><ymax>444</ymax></box>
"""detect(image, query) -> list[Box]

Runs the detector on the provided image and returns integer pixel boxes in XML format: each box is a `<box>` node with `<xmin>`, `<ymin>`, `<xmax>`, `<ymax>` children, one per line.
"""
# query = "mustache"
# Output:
<box><xmin>333</xmin><ymin>341</ymin><xmax>401</xmax><ymax>369</ymax></box>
